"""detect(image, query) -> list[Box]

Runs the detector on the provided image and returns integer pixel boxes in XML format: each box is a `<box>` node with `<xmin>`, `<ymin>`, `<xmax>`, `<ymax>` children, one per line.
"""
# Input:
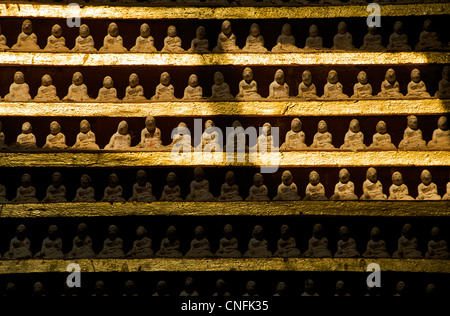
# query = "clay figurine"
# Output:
<box><xmin>273</xmin><ymin>282</ymin><xmax>287</xmax><ymax>296</ymax></box>
<box><xmin>156</xmin><ymin>226</ymin><xmax>183</xmax><ymax>257</ymax></box>
<box><xmin>218</xmin><ymin>171</ymin><xmax>242</xmax><ymax>201</ymax></box>
<box><xmin>280</xmin><ymin>118</ymin><xmax>307</xmax><ymax>150</ymax></box>
<box><xmin>3</xmin><ymin>224</ymin><xmax>32</xmax><ymax>259</ymax></box>
<box><xmin>0</xmin><ymin>24</ymin><xmax>9</xmax><ymax>51</ymax></box>
<box><xmin>268</xmin><ymin>69</ymin><xmax>290</xmax><ymax>99</ymax></box>
<box><xmin>12</xmin><ymin>173</ymin><xmax>38</xmax><ymax>203</ymax></box>
<box><xmin>425</xmin><ymin>227</ymin><xmax>450</xmax><ymax>259</ymax></box>
<box><xmin>274</xmin><ymin>225</ymin><xmax>301</xmax><ymax>257</ymax></box>
<box><xmin>5</xmin><ymin>71</ymin><xmax>31</xmax><ymax>102</ymax></box>
<box><xmin>99</xmin><ymin>22</ymin><xmax>127</xmax><ymax>52</ymax></box>
<box><xmin>0</xmin><ymin>180</ymin><xmax>7</xmax><ymax>203</ymax></box>
<box><xmin>104</xmin><ymin>120</ymin><xmax>131</xmax><ymax>150</ymax></box>
<box><xmin>310</xmin><ymin>120</ymin><xmax>335</xmax><ymax>149</ymax></box>
<box><xmin>302</xmin><ymin>223</ymin><xmax>332</xmax><ymax>258</ymax></box>
<box><xmin>152</xmin><ymin>281</ymin><xmax>169</xmax><ymax>296</ymax></box>
<box><xmin>331</xmin><ymin>168</ymin><xmax>358</xmax><ymax>201</ymax></box>
<box><xmin>161</xmin><ymin>25</ymin><xmax>184</xmax><ymax>53</ymax></box>
<box><xmin>406</xmin><ymin>69</ymin><xmax>430</xmax><ymax>98</ymax></box>
<box><xmin>63</xmin><ymin>72</ymin><xmax>92</xmax><ymax>102</ymax></box>
<box><xmin>443</xmin><ymin>178</ymin><xmax>450</xmax><ymax>200</ymax></box>
<box><xmin>387</xmin><ymin>21</ymin><xmax>411</xmax><ymax>51</ymax></box>
<box><xmin>428</xmin><ymin>116</ymin><xmax>450</xmax><ymax>150</ymax></box>
<box><xmin>304</xmin><ymin>24</ymin><xmax>323</xmax><ymax>50</ymax></box>
<box><xmin>334</xmin><ymin>226</ymin><xmax>360</xmax><ymax>258</ymax></box>
<box><xmin>66</xmin><ymin>222</ymin><xmax>95</xmax><ymax>258</ymax></box>
<box><xmin>435</xmin><ymin>66</ymin><xmax>450</xmax><ymax>98</ymax></box>
<box><xmin>160</xmin><ymin>172</ymin><xmax>183</xmax><ymax>201</ymax></box>
<box><xmin>225</xmin><ymin>120</ymin><xmax>247</xmax><ymax>153</ymax></box>
<box><xmin>246</xmin><ymin>173</ymin><xmax>270</xmax><ymax>201</ymax></box>
<box><xmin>180</xmin><ymin>278</ymin><xmax>198</xmax><ymax>297</ymax></box>
<box><xmin>72</xmin><ymin>119</ymin><xmax>100</xmax><ymax>150</ymax></box>
<box><xmin>183</xmin><ymin>74</ymin><xmax>203</xmax><ymax>100</ymax></box>
<box><xmin>335</xmin><ymin>281</ymin><xmax>350</xmax><ymax>296</ymax></box>
<box><xmin>15</xmin><ymin>122</ymin><xmax>37</xmax><ymax>150</ymax></box>
<box><xmin>197</xmin><ymin>120</ymin><xmax>221</xmax><ymax>153</ymax></box>
<box><xmin>331</xmin><ymin>21</ymin><xmax>354</xmax><ymax>51</ymax></box>
<box><xmin>0</xmin><ymin>121</ymin><xmax>8</xmax><ymax>149</ymax></box>
<box><xmin>297</xmin><ymin>70</ymin><xmax>318</xmax><ymax>99</ymax></box>
<box><xmin>398</xmin><ymin>115</ymin><xmax>427</xmax><ymax>150</ymax></box>
<box><xmin>242</xmin><ymin>23</ymin><xmax>267</xmax><ymax>53</ymax></box>
<box><xmin>43</xmin><ymin>121</ymin><xmax>68</xmax><ymax>149</ymax></box>
<box><xmin>129</xmin><ymin>170</ymin><xmax>156</xmax><ymax>202</ymax></box>
<box><xmin>236</xmin><ymin>67</ymin><xmax>261</xmax><ymax>100</ymax></box>
<box><xmin>35</xmin><ymin>225</ymin><xmax>64</xmax><ymax>259</ymax></box>
<box><xmin>304</xmin><ymin>171</ymin><xmax>327</xmax><ymax>200</ymax></box>
<box><xmin>137</xmin><ymin>116</ymin><xmax>163</xmax><ymax>150</ymax></box>
<box><xmin>215</xmin><ymin>224</ymin><xmax>241</xmax><ymax>258</ymax></box>
<box><xmin>369</xmin><ymin>120</ymin><xmax>397</xmax><ymax>150</ymax></box>
<box><xmin>126</xmin><ymin>226</ymin><xmax>153</xmax><ymax>258</ymax></box>
<box><xmin>417</xmin><ymin>169</ymin><xmax>441</xmax><ymax>200</ymax></box>
<box><xmin>92</xmin><ymin>280</ymin><xmax>108</xmax><ymax>296</ymax></box>
<box><xmin>243</xmin><ymin>281</ymin><xmax>258</xmax><ymax>297</ymax></box>
<box><xmin>361</xmin><ymin>167</ymin><xmax>387</xmax><ymax>200</ymax></box>
<box><xmin>185</xmin><ymin>226</ymin><xmax>214</xmax><ymax>258</ymax></box>
<box><xmin>98</xmin><ymin>225</ymin><xmax>124</xmax><ymax>258</ymax></box>
<box><xmin>272</xmin><ymin>23</ymin><xmax>300</xmax><ymax>52</ymax></box>
<box><xmin>393</xmin><ymin>224</ymin><xmax>423</xmax><ymax>259</ymax></box>
<box><xmin>322</xmin><ymin>70</ymin><xmax>348</xmax><ymax>99</ymax></box>
<box><xmin>211</xmin><ymin>71</ymin><xmax>234</xmax><ymax>100</ymax></box>
<box><xmin>42</xmin><ymin>172</ymin><xmax>67</xmax><ymax>203</ymax></box>
<box><xmin>72</xmin><ymin>174</ymin><xmax>96</xmax><ymax>202</ymax></box>
<box><xmin>186</xmin><ymin>167</ymin><xmax>215</xmax><ymax>202</ymax></box>
<box><xmin>152</xmin><ymin>72</ymin><xmax>176</xmax><ymax>101</ymax></box>
<box><xmin>301</xmin><ymin>279</ymin><xmax>319</xmax><ymax>296</ymax></box>
<box><xmin>362</xmin><ymin>227</ymin><xmax>390</xmax><ymax>258</ymax></box>
<box><xmin>388</xmin><ymin>172</ymin><xmax>414</xmax><ymax>200</ymax></box>
<box><xmin>11</xmin><ymin>20</ymin><xmax>40</xmax><ymax>51</ymax></box>
<box><xmin>34</xmin><ymin>74</ymin><xmax>60</xmax><ymax>102</ymax></box>
<box><xmin>72</xmin><ymin>24</ymin><xmax>97</xmax><ymax>53</ymax></box>
<box><xmin>254</xmin><ymin>122</ymin><xmax>276</xmax><ymax>154</ymax></box>
<box><xmin>273</xmin><ymin>170</ymin><xmax>300</xmax><ymax>201</ymax></box>
<box><xmin>101</xmin><ymin>173</ymin><xmax>126</xmax><ymax>202</ymax></box>
<box><xmin>360</xmin><ymin>26</ymin><xmax>384</xmax><ymax>51</ymax></box>
<box><xmin>96</xmin><ymin>76</ymin><xmax>119</xmax><ymax>102</ymax></box>
<box><xmin>130</xmin><ymin>23</ymin><xmax>157</xmax><ymax>53</ymax></box>
<box><xmin>32</xmin><ymin>282</ymin><xmax>45</xmax><ymax>297</ymax></box>
<box><xmin>351</xmin><ymin>71</ymin><xmax>373</xmax><ymax>98</ymax></box>
<box><xmin>123</xmin><ymin>73</ymin><xmax>147</xmax><ymax>102</ymax></box>
<box><xmin>213</xmin><ymin>20</ymin><xmax>239</xmax><ymax>53</ymax></box>
<box><xmin>187</xmin><ymin>26</ymin><xmax>210</xmax><ymax>54</ymax></box>
<box><xmin>123</xmin><ymin>280</ymin><xmax>138</xmax><ymax>296</ymax></box>
<box><xmin>44</xmin><ymin>24</ymin><xmax>69</xmax><ymax>52</ymax></box>
<box><xmin>213</xmin><ymin>279</ymin><xmax>231</xmax><ymax>296</ymax></box>
<box><xmin>244</xmin><ymin>225</ymin><xmax>272</xmax><ymax>258</ymax></box>
<box><xmin>340</xmin><ymin>119</ymin><xmax>366</xmax><ymax>151</ymax></box>
<box><xmin>415</xmin><ymin>19</ymin><xmax>442</xmax><ymax>51</ymax></box>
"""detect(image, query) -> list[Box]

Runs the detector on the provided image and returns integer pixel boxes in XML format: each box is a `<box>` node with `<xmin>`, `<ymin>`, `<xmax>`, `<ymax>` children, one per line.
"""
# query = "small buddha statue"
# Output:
<box><xmin>0</xmin><ymin>24</ymin><xmax>9</xmax><ymax>51</ymax></box>
<box><xmin>183</xmin><ymin>74</ymin><xmax>203</xmax><ymax>100</ymax></box>
<box><xmin>160</xmin><ymin>172</ymin><xmax>183</xmax><ymax>202</ymax></box>
<box><xmin>3</xmin><ymin>283</ymin><xmax>17</xmax><ymax>296</ymax></box>
<box><xmin>156</xmin><ymin>226</ymin><xmax>183</xmax><ymax>257</ymax></box>
<box><xmin>104</xmin><ymin>120</ymin><xmax>131</xmax><ymax>150</ymax></box>
<box><xmin>302</xmin><ymin>223</ymin><xmax>332</xmax><ymax>258</ymax></box>
<box><xmin>161</xmin><ymin>25</ymin><xmax>184</xmax><ymax>53</ymax></box>
<box><xmin>272</xmin><ymin>23</ymin><xmax>300</xmax><ymax>52</ymax></box>
<box><xmin>428</xmin><ymin>116</ymin><xmax>450</xmax><ymax>150</ymax></box>
<box><xmin>398</xmin><ymin>115</ymin><xmax>427</xmax><ymax>150</ymax></box>
<box><xmin>129</xmin><ymin>170</ymin><xmax>156</xmax><ymax>202</ymax></box>
<box><xmin>334</xmin><ymin>281</ymin><xmax>350</xmax><ymax>297</ymax></box>
<box><xmin>63</xmin><ymin>72</ymin><xmax>91</xmax><ymax>102</ymax></box>
<box><xmin>406</xmin><ymin>69</ymin><xmax>430</xmax><ymax>98</ymax></box>
<box><xmin>185</xmin><ymin>226</ymin><xmax>214</xmax><ymax>258</ymax></box>
<box><xmin>393</xmin><ymin>224</ymin><xmax>423</xmax><ymax>259</ymax></box>
<box><xmin>213</xmin><ymin>20</ymin><xmax>239</xmax><ymax>53</ymax></box>
<box><xmin>197</xmin><ymin>119</ymin><xmax>221</xmax><ymax>153</ymax></box>
<box><xmin>246</xmin><ymin>173</ymin><xmax>270</xmax><ymax>201</ymax></box>
<box><xmin>98</xmin><ymin>225</ymin><xmax>125</xmax><ymax>258</ymax></box>
<box><xmin>34</xmin><ymin>74</ymin><xmax>60</xmax><ymax>102</ymax></box>
<box><xmin>416</xmin><ymin>169</ymin><xmax>441</xmax><ymax>200</ymax></box>
<box><xmin>304</xmin><ymin>24</ymin><xmax>323</xmax><ymax>50</ymax></box>
<box><xmin>186</xmin><ymin>167</ymin><xmax>215</xmax><ymax>202</ymax></box>
<box><xmin>3</xmin><ymin>224</ymin><xmax>32</xmax><ymax>259</ymax></box>
<box><xmin>280</xmin><ymin>118</ymin><xmax>307</xmax><ymax>150</ymax></box>
<box><xmin>297</xmin><ymin>70</ymin><xmax>318</xmax><ymax>99</ymax></box>
<box><xmin>123</xmin><ymin>280</ymin><xmax>138</xmax><ymax>297</ymax></box>
<box><xmin>362</xmin><ymin>227</ymin><xmax>390</xmax><ymax>258</ymax></box>
<box><xmin>92</xmin><ymin>280</ymin><xmax>108</xmax><ymax>297</ymax></box>
<box><xmin>44</xmin><ymin>24</ymin><xmax>69</xmax><ymax>52</ymax></box>
<box><xmin>215</xmin><ymin>224</ymin><xmax>241</xmax><ymax>258</ymax></box>
<box><xmin>273</xmin><ymin>282</ymin><xmax>288</xmax><ymax>297</ymax></box>
<box><xmin>225</xmin><ymin>120</ymin><xmax>248</xmax><ymax>153</ymax></box>
<box><xmin>389</xmin><ymin>172</ymin><xmax>414</xmax><ymax>200</ymax></box>
<box><xmin>334</xmin><ymin>226</ymin><xmax>360</xmax><ymax>258</ymax></box>
<box><xmin>387</xmin><ymin>21</ymin><xmax>411</xmax><ymax>51</ymax></box>
<box><xmin>425</xmin><ymin>227</ymin><xmax>450</xmax><ymax>259</ymax></box>
<box><xmin>66</xmin><ymin>222</ymin><xmax>95</xmax><ymax>258</ymax></box>
<box><xmin>12</xmin><ymin>173</ymin><xmax>38</xmax><ymax>203</ymax></box>
<box><xmin>43</xmin><ymin>121</ymin><xmax>68</xmax><ymax>149</ymax></box>
<box><xmin>0</xmin><ymin>121</ymin><xmax>8</xmax><ymax>150</ymax></box>
<box><xmin>187</xmin><ymin>26</ymin><xmax>210</xmax><ymax>54</ymax></box>
<box><xmin>443</xmin><ymin>178</ymin><xmax>450</xmax><ymax>200</ymax></box>
<box><xmin>310</xmin><ymin>120</ymin><xmax>335</xmax><ymax>149</ymax></box>
<box><xmin>11</xmin><ymin>19</ymin><xmax>40</xmax><ymax>51</ymax></box>
<box><xmin>273</xmin><ymin>170</ymin><xmax>301</xmax><ymax>201</ymax></box>
<box><xmin>255</xmin><ymin>122</ymin><xmax>276</xmax><ymax>153</ymax></box>
<box><xmin>32</xmin><ymin>282</ymin><xmax>46</xmax><ymax>297</ymax></box>
<box><xmin>152</xmin><ymin>280</ymin><xmax>169</xmax><ymax>297</ymax></box>
<box><xmin>360</xmin><ymin>26</ymin><xmax>384</xmax><ymax>51</ymax></box>
<box><xmin>304</xmin><ymin>171</ymin><xmax>327</xmax><ymax>201</ymax></box>
<box><xmin>242</xmin><ymin>23</ymin><xmax>267</xmax><ymax>53</ymax></box>
<box><xmin>99</xmin><ymin>22</ymin><xmax>127</xmax><ymax>53</ymax></box>
<box><xmin>361</xmin><ymin>167</ymin><xmax>387</xmax><ymax>200</ymax></box>
<box><xmin>330</xmin><ymin>168</ymin><xmax>358</xmax><ymax>201</ymax></box>
<box><xmin>301</xmin><ymin>279</ymin><xmax>319</xmax><ymax>296</ymax></box>
<box><xmin>236</xmin><ymin>67</ymin><xmax>261</xmax><ymax>100</ymax></box>
<box><xmin>322</xmin><ymin>70</ymin><xmax>348</xmax><ymax>99</ymax></box>
<box><xmin>126</xmin><ymin>226</ymin><xmax>153</xmax><ymax>258</ymax></box>
<box><xmin>244</xmin><ymin>225</ymin><xmax>272</xmax><ymax>258</ymax></box>
<box><xmin>15</xmin><ymin>122</ymin><xmax>37</xmax><ymax>150</ymax></box>
<box><xmin>218</xmin><ymin>171</ymin><xmax>242</xmax><ymax>201</ymax></box>
<box><xmin>96</xmin><ymin>76</ymin><xmax>119</xmax><ymax>102</ymax></box>
<box><xmin>101</xmin><ymin>173</ymin><xmax>126</xmax><ymax>202</ymax></box>
<box><xmin>151</xmin><ymin>72</ymin><xmax>176</xmax><ymax>101</ymax></box>
<box><xmin>435</xmin><ymin>66</ymin><xmax>450</xmax><ymax>98</ymax></box>
<box><xmin>72</xmin><ymin>24</ymin><xmax>97</xmax><ymax>53</ymax></box>
<box><xmin>136</xmin><ymin>116</ymin><xmax>163</xmax><ymax>150</ymax></box>
<box><xmin>72</xmin><ymin>174</ymin><xmax>96</xmax><ymax>202</ymax></box>
<box><xmin>42</xmin><ymin>172</ymin><xmax>67</xmax><ymax>203</ymax></box>
<box><xmin>130</xmin><ymin>23</ymin><xmax>157</xmax><ymax>53</ymax></box>
<box><xmin>211</xmin><ymin>71</ymin><xmax>234</xmax><ymax>100</ymax></box>
<box><xmin>274</xmin><ymin>225</ymin><xmax>301</xmax><ymax>257</ymax></box>
<box><xmin>243</xmin><ymin>281</ymin><xmax>258</xmax><ymax>297</ymax></box>
<box><xmin>123</xmin><ymin>73</ymin><xmax>147</xmax><ymax>102</ymax></box>
<box><xmin>340</xmin><ymin>119</ymin><xmax>366</xmax><ymax>151</ymax></box>
<box><xmin>0</xmin><ymin>179</ymin><xmax>7</xmax><ymax>203</ymax></box>
<box><xmin>180</xmin><ymin>278</ymin><xmax>198</xmax><ymax>297</ymax></box>
<box><xmin>35</xmin><ymin>225</ymin><xmax>64</xmax><ymax>259</ymax></box>
<box><xmin>415</xmin><ymin>19</ymin><xmax>442</xmax><ymax>51</ymax></box>
<box><xmin>378</xmin><ymin>68</ymin><xmax>403</xmax><ymax>98</ymax></box>
<box><xmin>268</xmin><ymin>69</ymin><xmax>290</xmax><ymax>99</ymax></box>
<box><xmin>5</xmin><ymin>71</ymin><xmax>31</xmax><ymax>102</ymax></box>
<box><xmin>331</xmin><ymin>21</ymin><xmax>354</xmax><ymax>51</ymax></box>
<box><xmin>72</xmin><ymin>119</ymin><xmax>100</xmax><ymax>150</ymax></box>
<box><xmin>351</xmin><ymin>71</ymin><xmax>373</xmax><ymax>98</ymax></box>
<box><xmin>369</xmin><ymin>120</ymin><xmax>397</xmax><ymax>150</ymax></box>
<box><xmin>213</xmin><ymin>279</ymin><xmax>231</xmax><ymax>296</ymax></box>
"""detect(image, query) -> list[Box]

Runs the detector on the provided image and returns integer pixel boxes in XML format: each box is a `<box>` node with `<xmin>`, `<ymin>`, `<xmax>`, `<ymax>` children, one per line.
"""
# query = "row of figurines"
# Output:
<box><xmin>2</xmin><ymin>168</ymin><xmax>449</xmax><ymax>203</ymax></box>
<box><xmin>1</xmin><ymin>19</ymin><xmax>448</xmax><ymax>53</ymax></box>
<box><xmin>3</xmin><ymin>67</ymin><xmax>450</xmax><ymax>102</ymax></box>
<box><xmin>2</xmin><ymin>222</ymin><xmax>448</xmax><ymax>260</ymax></box>
<box><xmin>2</xmin><ymin>115</ymin><xmax>449</xmax><ymax>152</ymax></box>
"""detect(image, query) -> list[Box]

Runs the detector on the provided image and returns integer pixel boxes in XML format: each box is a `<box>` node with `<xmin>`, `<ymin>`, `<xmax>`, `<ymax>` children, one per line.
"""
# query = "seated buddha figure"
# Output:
<box><xmin>183</xmin><ymin>74</ymin><xmax>203</xmax><ymax>100</ymax></box>
<box><xmin>129</xmin><ymin>170</ymin><xmax>156</xmax><ymax>203</ymax></box>
<box><xmin>435</xmin><ymin>66</ymin><xmax>450</xmax><ymax>98</ymax></box>
<box><xmin>393</xmin><ymin>224</ymin><xmax>423</xmax><ymax>259</ymax></box>
<box><xmin>12</xmin><ymin>174</ymin><xmax>38</xmax><ymax>203</ymax></box>
<box><xmin>101</xmin><ymin>173</ymin><xmax>126</xmax><ymax>202</ymax></box>
<box><xmin>428</xmin><ymin>116</ymin><xmax>450</xmax><ymax>150</ymax></box>
<box><xmin>3</xmin><ymin>224</ymin><xmax>32</xmax><ymax>259</ymax></box>
<box><xmin>156</xmin><ymin>226</ymin><xmax>183</xmax><ymax>258</ymax></box>
<box><xmin>35</xmin><ymin>225</ymin><xmax>64</xmax><ymax>259</ymax></box>
<box><xmin>334</xmin><ymin>226</ymin><xmax>360</xmax><ymax>258</ymax></box>
<box><xmin>104</xmin><ymin>121</ymin><xmax>131</xmax><ymax>150</ymax></box>
<box><xmin>369</xmin><ymin>120</ymin><xmax>397</xmax><ymax>150</ymax></box>
<box><xmin>11</xmin><ymin>19</ymin><xmax>40</xmax><ymax>51</ymax></box>
<box><xmin>268</xmin><ymin>69</ymin><xmax>290</xmax><ymax>99</ymax></box>
<box><xmin>98</xmin><ymin>225</ymin><xmax>124</xmax><ymax>258</ymax></box>
<box><xmin>187</xmin><ymin>26</ymin><xmax>210</xmax><ymax>54</ymax></box>
<box><xmin>360</xmin><ymin>167</ymin><xmax>387</xmax><ymax>200</ymax></box>
<box><xmin>96</xmin><ymin>76</ymin><xmax>119</xmax><ymax>102</ymax></box>
<box><xmin>280</xmin><ymin>118</ymin><xmax>307</xmax><ymax>150</ymax></box>
<box><xmin>218</xmin><ymin>171</ymin><xmax>242</xmax><ymax>201</ymax></box>
<box><xmin>387</xmin><ymin>21</ymin><xmax>411</xmax><ymax>51</ymax></box>
<box><xmin>0</xmin><ymin>121</ymin><xmax>7</xmax><ymax>150</ymax></box>
<box><xmin>273</xmin><ymin>170</ymin><xmax>301</xmax><ymax>201</ymax></box>
<box><xmin>398</xmin><ymin>115</ymin><xmax>427</xmax><ymax>150</ymax></box>
<box><xmin>126</xmin><ymin>226</ymin><xmax>153</xmax><ymax>258</ymax></box>
<box><xmin>72</xmin><ymin>120</ymin><xmax>100</xmax><ymax>150</ymax></box>
<box><xmin>340</xmin><ymin>119</ymin><xmax>366</xmax><ymax>151</ymax></box>
<box><xmin>211</xmin><ymin>71</ymin><xmax>234</xmax><ymax>100</ymax></box>
<box><xmin>186</xmin><ymin>167</ymin><xmax>215</xmax><ymax>202</ymax></box>
<box><xmin>331</xmin><ymin>21</ymin><xmax>354</xmax><ymax>51</ymax></box>
<box><xmin>297</xmin><ymin>70</ymin><xmax>318</xmax><ymax>99</ymax></box>
<box><xmin>360</xmin><ymin>26</ymin><xmax>384</xmax><ymax>51</ymax></box>
<box><xmin>304</xmin><ymin>171</ymin><xmax>327</xmax><ymax>201</ymax></box>
<box><xmin>378</xmin><ymin>68</ymin><xmax>403</xmax><ymax>98</ymax></box>
<box><xmin>244</xmin><ymin>225</ymin><xmax>272</xmax><ymax>258</ymax></box>
<box><xmin>246</xmin><ymin>173</ymin><xmax>270</xmax><ymax>201</ymax></box>
<box><xmin>185</xmin><ymin>226</ymin><xmax>214</xmax><ymax>258</ymax></box>
<box><xmin>362</xmin><ymin>227</ymin><xmax>390</xmax><ymax>258</ymax></box>
<box><xmin>242</xmin><ymin>23</ymin><xmax>267</xmax><ymax>53</ymax></box>
<box><xmin>99</xmin><ymin>22</ymin><xmax>127</xmax><ymax>53</ymax></box>
<box><xmin>160</xmin><ymin>172</ymin><xmax>183</xmax><ymax>202</ymax></box>
<box><xmin>0</xmin><ymin>180</ymin><xmax>7</xmax><ymax>203</ymax></box>
<box><xmin>130</xmin><ymin>23</ymin><xmax>157</xmax><ymax>53</ymax></box>
<box><xmin>123</xmin><ymin>73</ymin><xmax>147</xmax><ymax>102</ymax></box>
<box><xmin>302</xmin><ymin>223</ymin><xmax>332</xmax><ymax>258</ymax></box>
<box><xmin>151</xmin><ymin>72</ymin><xmax>176</xmax><ymax>101</ymax></box>
<box><xmin>330</xmin><ymin>168</ymin><xmax>358</xmax><ymax>201</ymax></box>
<box><xmin>215</xmin><ymin>224</ymin><xmax>241</xmax><ymax>258</ymax></box>
<box><xmin>274</xmin><ymin>225</ymin><xmax>301</xmax><ymax>258</ymax></box>
<box><xmin>236</xmin><ymin>67</ymin><xmax>261</xmax><ymax>100</ymax></box>
<box><xmin>161</xmin><ymin>25</ymin><xmax>184</xmax><ymax>53</ymax></box>
<box><xmin>44</xmin><ymin>24</ymin><xmax>69</xmax><ymax>52</ymax></box>
<box><xmin>0</xmin><ymin>24</ymin><xmax>9</xmax><ymax>51</ymax></box>
<box><xmin>197</xmin><ymin>120</ymin><xmax>221</xmax><ymax>153</ymax></box>
<box><xmin>34</xmin><ymin>74</ymin><xmax>60</xmax><ymax>102</ymax></box>
<box><xmin>15</xmin><ymin>122</ymin><xmax>37</xmax><ymax>150</ymax></box>
<box><xmin>5</xmin><ymin>71</ymin><xmax>31</xmax><ymax>102</ymax></box>
<box><xmin>42</xmin><ymin>172</ymin><xmax>67</xmax><ymax>203</ymax></box>
<box><xmin>351</xmin><ymin>71</ymin><xmax>373</xmax><ymax>99</ymax></box>
<box><xmin>310</xmin><ymin>120</ymin><xmax>335</xmax><ymax>149</ymax></box>
<box><xmin>416</xmin><ymin>169</ymin><xmax>441</xmax><ymax>200</ymax></box>
<box><xmin>66</xmin><ymin>223</ymin><xmax>95</xmax><ymax>259</ymax></box>
<box><xmin>137</xmin><ymin>116</ymin><xmax>163</xmax><ymax>150</ymax></box>
<box><xmin>63</xmin><ymin>72</ymin><xmax>91</xmax><ymax>102</ymax></box>
<box><xmin>72</xmin><ymin>174</ymin><xmax>96</xmax><ymax>202</ymax></box>
<box><xmin>43</xmin><ymin>121</ymin><xmax>68</xmax><ymax>150</ymax></box>
<box><xmin>406</xmin><ymin>69</ymin><xmax>430</xmax><ymax>98</ymax></box>
<box><xmin>443</xmin><ymin>179</ymin><xmax>450</xmax><ymax>200</ymax></box>
<box><xmin>425</xmin><ymin>227</ymin><xmax>450</xmax><ymax>260</ymax></box>
<box><xmin>304</xmin><ymin>24</ymin><xmax>323</xmax><ymax>50</ymax></box>
<box><xmin>388</xmin><ymin>171</ymin><xmax>414</xmax><ymax>200</ymax></box>
<box><xmin>322</xmin><ymin>70</ymin><xmax>348</xmax><ymax>99</ymax></box>
<box><xmin>415</xmin><ymin>19</ymin><xmax>442</xmax><ymax>51</ymax></box>
<box><xmin>272</xmin><ymin>23</ymin><xmax>300</xmax><ymax>52</ymax></box>
<box><xmin>213</xmin><ymin>20</ymin><xmax>239</xmax><ymax>53</ymax></box>
<box><xmin>72</xmin><ymin>24</ymin><xmax>97</xmax><ymax>53</ymax></box>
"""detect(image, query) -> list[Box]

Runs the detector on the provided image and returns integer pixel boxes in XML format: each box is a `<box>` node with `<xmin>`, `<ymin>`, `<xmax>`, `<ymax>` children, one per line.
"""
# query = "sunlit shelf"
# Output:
<box><xmin>0</xmin><ymin>258</ymin><xmax>448</xmax><ymax>274</ymax></box>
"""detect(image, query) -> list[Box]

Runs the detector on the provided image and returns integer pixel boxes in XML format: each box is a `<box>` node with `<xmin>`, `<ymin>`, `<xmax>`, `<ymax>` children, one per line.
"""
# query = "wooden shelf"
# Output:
<box><xmin>1</xmin><ymin>201</ymin><xmax>448</xmax><ymax>218</ymax></box>
<box><xmin>1</xmin><ymin>3</ymin><xmax>448</xmax><ymax>19</ymax></box>
<box><xmin>0</xmin><ymin>258</ymin><xmax>448</xmax><ymax>274</ymax></box>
